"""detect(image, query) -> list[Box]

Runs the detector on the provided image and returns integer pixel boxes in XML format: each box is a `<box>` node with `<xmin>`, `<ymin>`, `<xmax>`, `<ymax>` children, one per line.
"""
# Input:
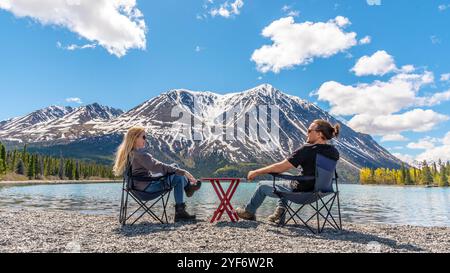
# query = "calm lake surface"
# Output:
<box><xmin>0</xmin><ymin>182</ymin><xmax>449</xmax><ymax>227</ymax></box>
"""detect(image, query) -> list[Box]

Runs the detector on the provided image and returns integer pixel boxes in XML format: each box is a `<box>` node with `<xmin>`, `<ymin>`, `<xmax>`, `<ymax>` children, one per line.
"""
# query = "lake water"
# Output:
<box><xmin>0</xmin><ymin>182</ymin><xmax>449</xmax><ymax>227</ymax></box>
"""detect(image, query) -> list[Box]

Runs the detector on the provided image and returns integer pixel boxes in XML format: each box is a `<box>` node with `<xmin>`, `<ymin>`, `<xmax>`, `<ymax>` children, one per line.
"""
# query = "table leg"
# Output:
<box><xmin>215</xmin><ymin>180</ymin><xmax>236</xmax><ymax>222</ymax></box>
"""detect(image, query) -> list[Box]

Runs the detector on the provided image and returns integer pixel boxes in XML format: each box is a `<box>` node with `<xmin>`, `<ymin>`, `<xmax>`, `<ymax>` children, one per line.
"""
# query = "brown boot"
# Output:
<box><xmin>267</xmin><ymin>206</ymin><xmax>286</xmax><ymax>224</ymax></box>
<box><xmin>174</xmin><ymin>203</ymin><xmax>196</xmax><ymax>222</ymax></box>
<box><xmin>185</xmin><ymin>181</ymin><xmax>202</xmax><ymax>198</ymax></box>
<box><xmin>236</xmin><ymin>207</ymin><xmax>256</xmax><ymax>221</ymax></box>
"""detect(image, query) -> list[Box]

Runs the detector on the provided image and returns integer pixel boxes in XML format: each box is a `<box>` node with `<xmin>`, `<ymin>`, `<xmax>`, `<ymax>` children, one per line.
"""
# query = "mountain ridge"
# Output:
<box><xmin>0</xmin><ymin>84</ymin><xmax>402</xmax><ymax>181</ymax></box>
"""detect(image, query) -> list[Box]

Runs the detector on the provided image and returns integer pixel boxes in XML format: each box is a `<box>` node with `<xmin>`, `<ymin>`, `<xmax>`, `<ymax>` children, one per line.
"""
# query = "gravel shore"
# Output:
<box><xmin>1</xmin><ymin>208</ymin><xmax>448</xmax><ymax>253</ymax></box>
<box><xmin>0</xmin><ymin>180</ymin><xmax>120</xmax><ymax>186</ymax></box>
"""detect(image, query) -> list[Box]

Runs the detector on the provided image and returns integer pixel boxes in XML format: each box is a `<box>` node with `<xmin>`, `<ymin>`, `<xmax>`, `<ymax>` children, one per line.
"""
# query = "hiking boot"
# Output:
<box><xmin>236</xmin><ymin>207</ymin><xmax>256</xmax><ymax>221</ymax></box>
<box><xmin>185</xmin><ymin>181</ymin><xmax>202</xmax><ymax>198</ymax></box>
<box><xmin>174</xmin><ymin>203</ymin><xmax>196</xmax><ymax>222</ymax></box>
<box><xmin>267</xmin><ymin>206</ymin><xmax>286</xmax><ymax>225</ymax></box>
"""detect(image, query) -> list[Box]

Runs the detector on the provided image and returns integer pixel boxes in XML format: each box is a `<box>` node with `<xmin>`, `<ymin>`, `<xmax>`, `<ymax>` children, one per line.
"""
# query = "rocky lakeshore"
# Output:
<box><xmin>0</xmin><ymin>208</ymin><xmax>448</xmax><ymax>253</ymax></box>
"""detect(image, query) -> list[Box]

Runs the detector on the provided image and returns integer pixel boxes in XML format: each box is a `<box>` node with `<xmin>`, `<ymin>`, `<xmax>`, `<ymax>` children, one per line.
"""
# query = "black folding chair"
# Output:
<box><xmin>270</xmin><ymin>154</ymin><xmax>342</xmax><ymax>234</ymax></box>
<box><xmin>119</xmin><ymin>161</ymin><xmax>174</xmax><ymax>226</ymax></box>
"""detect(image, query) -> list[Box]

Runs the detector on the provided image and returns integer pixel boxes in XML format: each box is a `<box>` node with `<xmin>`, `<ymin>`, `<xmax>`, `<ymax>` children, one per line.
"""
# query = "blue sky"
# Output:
<box><xmin>0</xmin><ymin>0</ymin><xmax>450</xmax><ymax>163</ymax></box>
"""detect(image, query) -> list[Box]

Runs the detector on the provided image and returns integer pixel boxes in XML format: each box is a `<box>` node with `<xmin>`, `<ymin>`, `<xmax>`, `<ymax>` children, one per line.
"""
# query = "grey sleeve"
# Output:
<box><xmin>133</xmin><ymin>151</ymin><xmax>186</xmax><ymax>176</ymax></box>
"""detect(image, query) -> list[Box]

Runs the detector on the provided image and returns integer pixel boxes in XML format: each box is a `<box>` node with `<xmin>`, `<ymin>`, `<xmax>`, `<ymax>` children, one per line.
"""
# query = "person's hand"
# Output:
<box><xmin>185</xmin><ymin>172</ymin><xmax>198</xmax><ymax>185</ymax></box>
<box><xmin>247</xmin><ymin>170</ymin><xmax>259</xmax><ymax>181</ymax></box>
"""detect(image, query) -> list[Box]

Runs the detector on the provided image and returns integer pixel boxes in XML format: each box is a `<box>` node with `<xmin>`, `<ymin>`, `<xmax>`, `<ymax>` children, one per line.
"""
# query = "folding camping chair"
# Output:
<box><xmin>119</xmin><ymin>160</ymin><xmax>174</xmax><ymax>226</ymax></box>
<box><xmin>270</xmin><ymin>154</ymin><xmax>342</xmax><ymax>234</ymax></box>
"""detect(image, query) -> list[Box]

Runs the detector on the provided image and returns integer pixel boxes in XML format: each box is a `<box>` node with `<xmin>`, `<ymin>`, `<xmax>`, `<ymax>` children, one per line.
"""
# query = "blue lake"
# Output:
<box><xmin>0</xmin><ymin>182</ymin><xmax>449</xmax><ymax>227</ymax></box>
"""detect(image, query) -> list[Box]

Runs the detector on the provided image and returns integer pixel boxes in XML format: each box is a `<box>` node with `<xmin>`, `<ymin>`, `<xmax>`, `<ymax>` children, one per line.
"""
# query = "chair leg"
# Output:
<box><xmin>287</xmin><ymin>205</ymin><xmax>317</xmax><ymax>234</ymax></box>
<box><xmin>336</xmin><ymin>191</ymin><xmax>343</xmax><ymax>230</ymax></box>
<box><xmin>126</xmin><ymin>194</ymin><xmax>162</xmax><ymax>225</ymax></box>
<box><xmin>120</xmin><ymin>189</ymin><xmax>175</xmax><ymax>226</ymax></box>
<box><xmin>120</xmin><ymin>190</ymin><xmax>129</xmax><ymax>226</ymax></box>
<box><xmin>316</xmin><ymin>198</ymin><xmax>320</xmax><ymax>234</ymax></box>
<box><xmin>319</xmin><ymin>195</ymin><xmax>338</xmax><ymax>232</ymax></box>
<box><xmin>119</xmin><ymin>189</ymin><xmax>125</xmax><ymax>225</ymax></box>
<box><xmin>131</xmin><ymin>196</ymin><xmax>166</xmax><ymax>225</ymax></box>
<box><xmin>161</xmin><ymin>190</ymin><xmax>171</xmax><ymax>224</ymax></box>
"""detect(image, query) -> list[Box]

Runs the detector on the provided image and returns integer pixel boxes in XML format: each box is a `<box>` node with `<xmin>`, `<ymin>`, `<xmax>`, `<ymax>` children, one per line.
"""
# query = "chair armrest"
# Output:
<box><xmin>130</xmin><ymin>172</ymin><xmax>175</xmax><ymax>182</ymax></box>
<box><xmin>269</xmin><ymin>173</ymin><xmax>315</xmax><ymax>181</ymax></box>
<box><xmin>270</xmin><ymin>173</ymin><xmax>315</xmax><ymax>193</ymax></box>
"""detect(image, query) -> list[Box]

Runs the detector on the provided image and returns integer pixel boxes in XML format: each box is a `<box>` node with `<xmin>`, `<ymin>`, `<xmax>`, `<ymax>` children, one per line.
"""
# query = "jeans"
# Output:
<box><xmin>244</xmin><ymin>181</ymin><xmax>293</xmax><ymax>214</ymax></box>
<box><xmin>144</xmin><ymin>174</ymin><xmax>188</xmax><ymax>205</ymax></box>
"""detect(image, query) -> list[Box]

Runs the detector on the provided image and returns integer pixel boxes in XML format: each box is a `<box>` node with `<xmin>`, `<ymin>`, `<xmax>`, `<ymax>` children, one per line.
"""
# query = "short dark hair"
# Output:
<box><xmin>313</xmin><ymin>119</ymin><xmax>340</xmax><ymax>140</ymax></box>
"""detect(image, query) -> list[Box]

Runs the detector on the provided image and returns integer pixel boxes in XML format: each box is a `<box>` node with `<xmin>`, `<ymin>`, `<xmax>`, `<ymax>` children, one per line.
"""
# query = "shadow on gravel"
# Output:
<box><xmin>267</xmin><ymin>224</ymin><xmax>424</xmax><ymax>252</ymax></box>
<box><xmin>214</xmin><ymin>221</ymin><xmax>261</xmax><ymax>229</ymax></box>
<box><xmin>114</xmin><ymin>219</ymin><xmax>205</xmax><ymax>237</ymax></box>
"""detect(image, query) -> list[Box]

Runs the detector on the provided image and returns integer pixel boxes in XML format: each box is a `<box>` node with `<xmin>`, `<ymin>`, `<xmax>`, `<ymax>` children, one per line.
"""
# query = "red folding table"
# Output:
<box><xmin>202</xmin><ymin>178</ymin><xmax>240</xmax><ymax>223</ymax></box>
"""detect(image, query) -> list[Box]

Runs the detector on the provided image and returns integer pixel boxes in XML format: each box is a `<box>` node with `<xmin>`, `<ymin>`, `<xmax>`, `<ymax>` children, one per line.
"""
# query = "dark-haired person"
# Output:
<box><xmin>236</xmin><ymin>119</ymin><xmax>340</xmax><ymax>223</ymax></box>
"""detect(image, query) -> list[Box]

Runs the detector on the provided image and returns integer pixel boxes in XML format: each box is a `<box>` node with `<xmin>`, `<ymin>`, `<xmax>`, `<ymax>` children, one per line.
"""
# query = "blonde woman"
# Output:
<box><xmin>113</xmin><ymin>127</ymin><xmax>200</xmax><ymax>222</ymax></box>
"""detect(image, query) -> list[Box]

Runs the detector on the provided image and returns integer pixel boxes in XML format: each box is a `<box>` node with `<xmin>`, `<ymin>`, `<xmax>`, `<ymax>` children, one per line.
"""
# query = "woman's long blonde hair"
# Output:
<box><xmin>113</xmin><ymin>126</ymin><xmax>146</xmax><ymax>176</ymax></box>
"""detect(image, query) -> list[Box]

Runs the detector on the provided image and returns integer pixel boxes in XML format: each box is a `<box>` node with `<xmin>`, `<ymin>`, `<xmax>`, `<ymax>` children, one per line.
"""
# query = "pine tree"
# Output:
<box><xmin>439</xmin><ymin>162</ymin><xmax>449</xmax><ymax>187</ymax></box>
<box><xmin>399</xmin><ymin>163</ymin><xmax>406</xmax><ymax>185</ymax></box>
<box><xmin>27</xmin><ymin>156</ymin><xmax>35</xmax><ymax>180</ymax></box>
<box><xmin>16</xmin><ymin>159</ymin><xmax>25</xmax><ymax>175</ymax></box>
<box><xmin>58</xmin><ymin>154</ymin><xmax>64</xmax><ymax>179</ymax></box>
<box><xmin>75</xmin><ymin>161</ymin><xmax>80</xmax><ymax>180</ymax></box>
<box><xmin>34</xmin><ymin>155</ymin><xmax>40</xmax><ymax>179</ymax></box>
<box><xmin>405</xmin><ymin>167</ymin><xmax>412</xmax><ymax>185</ymax></box>
<box><xmin>66</xmin><ymin>160</ymin><xmax>74</xmax><ymax>180</ymax></box>
<box><xmin>0</xmin><ymin>143</ymin><xmax>6</xmax><ymax>173</ymax></box>
<box><xmin>432</xmin><ymin>162</ymin><xmax>438</xmax><ymax>177</ymax></box>
<box><xmin>421</xmin><ymin>160</ymin><xmax>433</xmax><ymax>186</ymax></box>
<box><xmin>0</xmin><ymin>145</ymin><xmax>113</xmax><ymax>180</ymax></box>
<box><xmin>0</xmin><ymin>158</ymin><xmax>5</xmax><ymax>175</ymax></box>
<box><xmin>10</xmin><ymin>150</ymin><xmax>17</xmax><ymax>173</ymax></box>
<box><xmin>22</xmin><ymin>144</ymin><xmax>27</xmax><ymax>167</ymax></box>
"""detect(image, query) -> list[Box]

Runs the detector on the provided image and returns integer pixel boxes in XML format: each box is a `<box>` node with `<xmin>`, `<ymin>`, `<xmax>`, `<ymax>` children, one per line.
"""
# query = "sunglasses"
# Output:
<box><xmin>308</xmin><ymin>129</ymin><xmax>319</xmax><ymax>134</ymax></box>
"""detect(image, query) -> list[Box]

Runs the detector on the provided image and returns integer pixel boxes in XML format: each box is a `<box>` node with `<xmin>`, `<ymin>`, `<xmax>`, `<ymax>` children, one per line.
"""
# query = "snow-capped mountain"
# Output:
<box><xmin>96</xmin><ymin>84</ymin><xmax>399</xmax><ymax>170</ymax></box>
<box><xmin>0</xmin><ymin>106</ymin><xmax>74</xmax><ymax>142</ymax></box>
<box><xmin>0</xmin><ymin>103</ymin><xmax>123</xmax><ymax>143</ymax></box>
<box><xmin>0</xmin><ymin>84</ymin><xmax>402</xmax><ymax>176</ymax></box>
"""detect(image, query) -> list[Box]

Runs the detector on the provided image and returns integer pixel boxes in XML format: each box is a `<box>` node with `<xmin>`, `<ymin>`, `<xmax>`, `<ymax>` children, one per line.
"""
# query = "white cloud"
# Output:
<box><xmin>440</xmin><ymin>73</ymin><xmax>450</xmax><ymax>82</ymax></box>
<box><xmin>196</xmin><ymin>14</ymin><xmax>207</xmax><ymax>20</ymax></box>
<box><xmin>407</xmin><ymin>137</ymin><xmax>440</xmax><ymax>150</ymax></box>
<box><xmin>66</xmin><ymin>97</ymin><xmax>83</xmax><ymax>104</ymax></box>
<box><xmin>367</xmin><ymin>0</ymin><xmax>381</xmax><ymax>6</ymax></box>
<box><xmin>416</xmin><ymin>132</ymin><xmax>450</xmax><ymax>162</ymax></box>
<box><xmin>0</xmin><ymin>0</ymin><xmax>147</xmax><ymax>57</ymax></box>
<box><xmin>281</xmin><ymin>5</ymin><xmax>300</xmax><ymax>17</ymax></box>
<box><xmin>400</xmin><ymin>65</ymin><xmax>415</xmax><ymax>73</ymax></box>
<box><xmin>316</xmin><ymin>70</ymin><xmax>435</xmax><ymax>116</ymax></box>
<box><xmin>347</xmin><ymin>109</ymin><xmax>449</xmax><ymax>135</ymax></box>
<box><xmin>287</xmin><ymin>10</ymin><xmax>300</xmax><ymax>17</ymax></box>
<box><xmin>281</xmin><ymin>5</ymin><xmax>291</xmax><ymax>12</ymax></box>
<box><xmin>416</xmin><ymin>89</ymin><xmax>450</xmax><ymax>106</ymax></box>
<box><xmin>315</xmin><ymin>67</ymin><xmax>450</xmax><ymax>135</ymax></box>
<box><xmin>359</xmin><ymin>35</ymin><xmax>371</xmax><ymax>45</ymax></box>
<box><xmin>251</xmin><ymin>16</ymin><xmax>358</xmax><ymax>73</ymax></box>
<box><xmin>430</xmin><ymin>35</ymin><xmax>441</xmax><ymax>45</ymax></box>
<box><xmin>210</xmin><ymin>0</ymin><xmax>244</xmax><ymax>18</ymax></box>
<box><xmin>195</xmin><ymin>46</ymin><xmax>203</xmax><ymax>52</ymax></box>
<box><xmin>392</xmin><ymin>153</ymin><xmax>416</xmax><ymax>165</ymax></box>
<box><xmin>381</xmin><ymin>134</ymin><xmax>408</xmax><ymax>142</ymax></box>
<box><xmin>57</xmin><ymin>41</ymin><xmax>96</xmax><ymax>51</ymax></box>
<box><xmin>351</xmin><ymin>50</ymin><xmax>397</xmax><ymax>76</ymax></box>
<box><xmin>438</xmin><ymin>4</ymin><xmax>450</xmax><ymax>11</ymax></box>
